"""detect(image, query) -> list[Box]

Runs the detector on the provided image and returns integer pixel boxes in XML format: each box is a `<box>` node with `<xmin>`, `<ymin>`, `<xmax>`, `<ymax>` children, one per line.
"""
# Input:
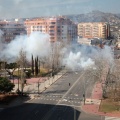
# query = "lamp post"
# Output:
<box><xmin>37</xmin><ymin>78</ymin><xmax>41</xmax><ymax>94</ymax></box>
<box><xmin>83</xmin><ymin>91</ymin><xmax>85</xmax><ymax>105</ymax></box>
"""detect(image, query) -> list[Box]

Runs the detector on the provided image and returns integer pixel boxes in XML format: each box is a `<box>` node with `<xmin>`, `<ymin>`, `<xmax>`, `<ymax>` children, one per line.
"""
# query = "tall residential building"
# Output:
<box><xmin>78</xmin><ymin>22</ymin><xmax>110</xmax><ymax>39</ymax></box>
<box><xmin>0</xmin><ymin>20</ymin><xmax>26</xmax><ymax>42</ymax></box>
<box><xmin>24</xmin><ymin>17</ymin><xmax>77</xmax><ymax>42</ymax></box>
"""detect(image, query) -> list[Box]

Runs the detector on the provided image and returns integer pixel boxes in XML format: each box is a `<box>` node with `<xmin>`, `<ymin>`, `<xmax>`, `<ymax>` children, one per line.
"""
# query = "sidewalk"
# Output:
<box><xmin>82</xmin><ymin>82</ymin><xmax>120</xmax><ymax>118</ymax></box>
<box><xmin>4</xmin><ymin>70</ymin><xmax>66</xmax><ymax>107</ymax></box>
<box><xmin>13</xmin><ymin>70</ymin><xmax>66</xmax><ymax>92</ymax></box>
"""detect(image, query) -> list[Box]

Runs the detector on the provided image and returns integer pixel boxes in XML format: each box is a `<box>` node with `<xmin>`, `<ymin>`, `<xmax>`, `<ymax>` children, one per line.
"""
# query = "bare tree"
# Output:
<box><xmin>106</xmin><ymin>59</ymin><xmax>120</xmax><ymax>101</ymax></box>
<box><xmin>17</xmin><ymin>49</ymin><xmax>26</xmax><ymax>95</ymax></box>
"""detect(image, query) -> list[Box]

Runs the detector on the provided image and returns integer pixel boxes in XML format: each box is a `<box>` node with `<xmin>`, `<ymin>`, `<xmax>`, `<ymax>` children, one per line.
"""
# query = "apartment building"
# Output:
<box><xmin>78</xmin><ymin>22</ymin><xmax>110</xmax><ymax>39</ymax></box>
<box><xmin>24</xmin><ymin>17</ymin><xmax>77</xmax><ymax>42</ymax></box>
<box><xmin>0</xmin><ymin>20</ymin><xmax>26</xmax><ymax>42</ymax></box>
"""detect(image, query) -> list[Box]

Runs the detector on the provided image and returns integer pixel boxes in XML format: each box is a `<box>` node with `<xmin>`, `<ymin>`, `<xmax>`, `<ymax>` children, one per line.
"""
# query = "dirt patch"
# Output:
<box><xmin>99</xmin><ymin>99</ymin><xmax>120</xmax><ymax>113</ymax></box>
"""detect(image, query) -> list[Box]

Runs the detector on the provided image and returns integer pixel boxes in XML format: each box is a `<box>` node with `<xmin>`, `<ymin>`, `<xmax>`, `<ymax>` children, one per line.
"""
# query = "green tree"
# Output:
<box><xmin>0</xmin><ymin>77</ymin><xmax>15</xmax><ymax>93</ymax></box>
<box><xmin>5</xmin><ymin>62</ymin><xmax>17</xmax><ymax>78</ymax></box>
<box><xmin>31</xmin><ymin>54</ymin><xmax>34</xmax><ymax>75</ymax></box>
<box><xmin>35</xmin><ymin>57</ymin><xmax>38</xmax><ymax>76</ymax></box>
<box><xmin>36</xmin><ymin>56</ymin><xmax>39</xmax><ymax>75</ymax></box>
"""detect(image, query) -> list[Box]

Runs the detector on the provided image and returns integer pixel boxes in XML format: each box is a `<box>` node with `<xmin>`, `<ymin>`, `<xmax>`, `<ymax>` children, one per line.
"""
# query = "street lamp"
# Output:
<box><xmin>37</xmin><ymin>78</ymin><xmax>42</xmax><ymax>94</ymax></box>
<box><xmin>83</xmin><ymin>82</ymin><xmax>86</xmax><ymax>105</ymax></box>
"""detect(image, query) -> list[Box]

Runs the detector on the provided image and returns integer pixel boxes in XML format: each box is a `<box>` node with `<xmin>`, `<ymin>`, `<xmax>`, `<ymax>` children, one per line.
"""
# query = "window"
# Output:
<box><xmin>49</xmin><ymin>30</ymin><xmax>54</xmax><ymax>32</ymax></box>
<box><xmin>50</xmin><ymin>22</ymin><xmax>56</xmax><ymax>24</ymax></box>
<box><xmin>49</xmin><ymin>26</ymin><xmax>54</xmax><ymax>28</ymax></box>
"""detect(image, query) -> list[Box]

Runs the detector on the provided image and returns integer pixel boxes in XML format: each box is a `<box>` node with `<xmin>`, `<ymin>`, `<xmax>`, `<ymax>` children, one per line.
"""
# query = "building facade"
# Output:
<box><xmin>24</xmin><ymin>17</ymin><xmax>77</xmax><ymax>42</ymax></box>
<box><xmin>78</xmin><ymin>22</ymin><xmax>110</xmax><ymax>39</ymax></box>
<box><xmin>0</xmin><ymin>20</ymin><xmax>26</xmax><ymax>42</ymax></box>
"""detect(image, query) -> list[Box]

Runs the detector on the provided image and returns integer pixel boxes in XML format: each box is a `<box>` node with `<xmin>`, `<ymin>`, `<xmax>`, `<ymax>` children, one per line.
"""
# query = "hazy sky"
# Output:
<box><xmin>0</xmin><ymin>0</ymin><xmax>120</xmax><ymax>19</ymax></box>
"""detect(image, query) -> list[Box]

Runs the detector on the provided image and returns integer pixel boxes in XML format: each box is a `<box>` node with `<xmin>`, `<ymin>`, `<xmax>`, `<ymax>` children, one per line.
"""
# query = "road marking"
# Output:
<box><xmin>105</xmin><ymin>116</ymin><xmax>120</xmax><ymax>120</ymax></box>
<box><xmin>57</xmin><ymin>71</ymin><xmax>85</xmax><ymax>105</ymax></box>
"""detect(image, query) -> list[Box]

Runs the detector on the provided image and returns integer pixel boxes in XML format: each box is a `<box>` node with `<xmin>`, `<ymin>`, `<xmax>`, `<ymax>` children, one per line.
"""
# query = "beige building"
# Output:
<box><xmin>0</xmin><ymin>20</ymin><xmax>26</xmax><ymax>42</ymax></box>
<box><xmin>24</xmin><ymin>17</ymin><xmax>77</xmax><ymax>42</ymax></box>
<box><xmin>78</xmin><ymin>22</ymin><xmax>110</xmax><ymax>39</ymax></box>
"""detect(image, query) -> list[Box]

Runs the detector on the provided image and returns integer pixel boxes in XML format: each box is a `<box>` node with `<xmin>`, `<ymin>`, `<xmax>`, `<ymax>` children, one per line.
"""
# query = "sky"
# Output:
<box><xmin>0</xmin><ymin>0</ymin><xmax>120</xmax><ymax>19</ymax></box>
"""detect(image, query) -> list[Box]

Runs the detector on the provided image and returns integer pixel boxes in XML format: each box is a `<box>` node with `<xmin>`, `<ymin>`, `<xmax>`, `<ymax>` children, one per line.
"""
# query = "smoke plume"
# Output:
<box><xmin>0</xmin><ymin>32</ymin><xmax>51</xmax><ymax>61</ymax></box>
<box><xmin>61</xmin><ymin>42</ymin><xmax>114</xmax><ymax>71</ymax></box>
<box><xmin>0</xmin><ymin>32</ymin><xmax>114</xmax><ymax>71</ymax></box>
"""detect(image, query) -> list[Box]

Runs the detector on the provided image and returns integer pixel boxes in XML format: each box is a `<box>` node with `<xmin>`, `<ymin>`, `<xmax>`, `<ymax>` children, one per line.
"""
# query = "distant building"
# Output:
<box><xmin>78</xmin><ymin>37</ymin><xmax>104</xmax><ymax>48</ymax></box>
<box><xmin>113</xmin><ymin>33</ymin><xmax>120</xmax><ymax>50</ymax></box>
<box><xmin>78</xmin><ymin>38</ymin><xmax>91</xmax><ymax>45</ymax></box>
<box><xmin>24</xmin><ymin>17</ymin><xmax>77</xmax><ymax>42</ymax></box>
<box><xmin>78</xmin><ymin>22</ymin><xmax>110</xmax><ymax>39</ymax></box>
<box><xmin>0</xmin><ymin>20</ymin><xmax>26</xmax><ymax>42</ymax></box>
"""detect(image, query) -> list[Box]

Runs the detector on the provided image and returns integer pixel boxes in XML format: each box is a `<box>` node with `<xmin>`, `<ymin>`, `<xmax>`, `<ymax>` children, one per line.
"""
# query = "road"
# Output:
<box><xmin>0</xmin><ymin>71</ymin><xmax>103</xmax><ymax>120</ymax></box>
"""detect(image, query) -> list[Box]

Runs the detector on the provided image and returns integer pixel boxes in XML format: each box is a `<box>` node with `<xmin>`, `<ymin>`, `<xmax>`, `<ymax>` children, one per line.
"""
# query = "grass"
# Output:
<box><xmin>13</xmin><ymin>68</ymin><xmax>50</xmax><ymax>76</ymax></box>
<box><xmin>99</xmin><ymin>99</ymin><xmax>120</xmax><ymax>112</ymax></box>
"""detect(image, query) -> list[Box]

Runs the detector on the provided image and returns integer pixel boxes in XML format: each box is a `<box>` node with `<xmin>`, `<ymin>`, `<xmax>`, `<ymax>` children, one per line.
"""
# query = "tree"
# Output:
<box><xmin>5</xmin><ymin>62</ymin><xmax>17</xmax><ymax>79</ymax></box>
<box><xmin>35</xmin><ymin>57</ymin><xmax>38</xmax><ymax>76</ymax></box>
<box><xmin>31</xmin><ymin>54</ymin><xmax>34</xmax><ymax>75</ymax></box>
<box><xmin>38</xmin><ymin>60</ymin><xmax>40</xmax><ymax>74</ymax></box>
<box><xmin>0</xmin><ymin>77</ymin><xmax>15</xmax><ymax>93</ymax></box>
<box><xmin>17</xmin><ymin>49</ymin><xmax>26</xmax><ymax>95</ymax></box>
<box><xmin>105</xmin><ymin>60</ymin><xmax>120</xmax><ymax>101</ymax></box>
<box><xmin>36</xmin><ymin>56</ymin><xmax>39</xmax><ymax>75</ymax></box>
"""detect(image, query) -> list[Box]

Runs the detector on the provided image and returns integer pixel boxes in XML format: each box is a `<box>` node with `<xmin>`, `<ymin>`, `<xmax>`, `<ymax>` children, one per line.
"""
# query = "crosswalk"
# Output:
<box><xmin>105</xmin><ymin>116</ymin><xmax>120</xmax><ymax>120</ymax></box>
<box><xmin>34</xmin><ymin>97</ymin><xmax>81</xmax><ymax>104</ymax></box>
<box><xmin>37</xmin><ymin>94</ymin><xmax>82</xmax><ymax>100</ymax></box>
<box><xmin>33</xmin><ymin>94</ymin><xmax>83</xmax><ymax>106</ymax></box>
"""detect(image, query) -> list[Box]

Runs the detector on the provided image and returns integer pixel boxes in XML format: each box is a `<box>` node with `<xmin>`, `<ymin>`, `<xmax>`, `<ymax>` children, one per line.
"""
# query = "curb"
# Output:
<box><xmin>81</xmin><ymin>81</ymin><xmax>120</xmax><ymax>118</ymax></box>
<box><xmin>26</xmin><ymin>71</ymin><xmax>66</xmax><ymax>102</ymax></box>
<box><xmin>0</xmin><ymin>71</ymin><xmax>66</xmax><ymax>109</ymax></box>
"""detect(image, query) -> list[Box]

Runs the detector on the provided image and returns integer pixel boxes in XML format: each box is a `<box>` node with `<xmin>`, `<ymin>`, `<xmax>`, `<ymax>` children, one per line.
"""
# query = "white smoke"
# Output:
<box><xmin>63</xmin><ymin>51</ymin><xmax>94</xmax><ymax>71</ymax></box>
<box><xmin>0</xmin><ymin>32</ymin><xmax>51</xmax><ymax>61</ymax></box>
<box><xmin>0</xmin><ymin>30</ymin><xmax>6</xmax><ymax>53</ymax></box>
<box><xmin>61</xmin><ymin>43</ymin><xmax>114</xmax><ymax>71</ymax></box>
<box><xmin>0</xmin><ymin>29</ymin><xmax>3</xmax><ymax>37</ymax></box>
<box><xmin>0</xmin><ymin>31</ymin><xmax>114</xmax><ymax>71</ymax></box>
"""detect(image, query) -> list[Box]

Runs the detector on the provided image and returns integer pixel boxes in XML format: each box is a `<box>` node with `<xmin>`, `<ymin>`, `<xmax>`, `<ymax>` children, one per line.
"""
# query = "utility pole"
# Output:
<box><xmin>51</xmin><ymin>42</ymin><xmax>55</xmax><ymax>83</ymax></box>
<box><xmin>83</xmin><ymin>79</ymin><xmax>86</xmax><ymax>105</ymax></box>
<box><xmin>38</xmin><ymin>81</ymin><xmax>40</xmax><ymax>94</ymax></box>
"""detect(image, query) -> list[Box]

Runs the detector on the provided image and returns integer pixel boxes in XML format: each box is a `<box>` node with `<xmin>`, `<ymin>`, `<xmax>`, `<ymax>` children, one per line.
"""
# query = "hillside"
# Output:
<box><xmin>65</xmin><ymin>10</ymin><xmax>120</xmax><ymax>24</ymax></box>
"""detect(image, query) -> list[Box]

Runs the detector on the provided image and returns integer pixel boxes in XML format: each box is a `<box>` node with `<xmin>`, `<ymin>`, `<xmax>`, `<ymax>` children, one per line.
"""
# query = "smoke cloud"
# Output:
<box><xmin>0</xmin><ymin>32</ymin><xmax>114</xmax><ymax>71</ymax></box>
<box><xmin>63</xmin><ymin>51</ymin><xmax>94</xmax><ymax>71</ymax></box>
<box><xmin>0</xmin><ymin>32</ymin><xmax>51</xmax><ymax>61</ymax></box>
<box><xmin>0</xmin><ymin>30</ymin><xmax>5</xmax><ymax>52</ymax></box>
<box><xmin>61</xmin><ymin>42</ymin><xmax>114</xmax><ymax>71</ymax></box>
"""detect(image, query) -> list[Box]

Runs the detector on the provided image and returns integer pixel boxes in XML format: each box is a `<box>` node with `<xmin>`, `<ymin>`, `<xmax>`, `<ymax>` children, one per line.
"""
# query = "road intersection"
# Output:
<box><xmin>0</xmin><ymin>70</ymin><xmax>119</xmax><ymax>120</ymax></box>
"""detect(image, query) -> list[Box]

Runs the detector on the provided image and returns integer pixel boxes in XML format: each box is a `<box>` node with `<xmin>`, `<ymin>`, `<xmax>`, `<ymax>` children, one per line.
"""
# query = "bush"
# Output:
<box><xmin>25</xmin><ymin>69</ymin><xmax>32</xmax><ymax>78</ymax></box>
<box><xmin>0</xmin><ymin>77</ymin><xmax>15</xmax><ymax>93</ymax></box>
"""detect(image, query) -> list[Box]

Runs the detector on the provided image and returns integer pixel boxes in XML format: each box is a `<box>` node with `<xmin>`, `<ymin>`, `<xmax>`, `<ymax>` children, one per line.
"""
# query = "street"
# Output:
<box><xmin>0</xmin><ymin>71</ymin><xmax>103</xmax><ymax>120</ymax></box>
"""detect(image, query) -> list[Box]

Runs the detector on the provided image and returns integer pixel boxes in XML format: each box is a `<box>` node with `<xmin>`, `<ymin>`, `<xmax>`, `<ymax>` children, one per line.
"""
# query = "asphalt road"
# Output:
<box><xmin>0</xmin><ymin>71</ymin><xmax>103</xmax><ymax>120</ymax></box>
